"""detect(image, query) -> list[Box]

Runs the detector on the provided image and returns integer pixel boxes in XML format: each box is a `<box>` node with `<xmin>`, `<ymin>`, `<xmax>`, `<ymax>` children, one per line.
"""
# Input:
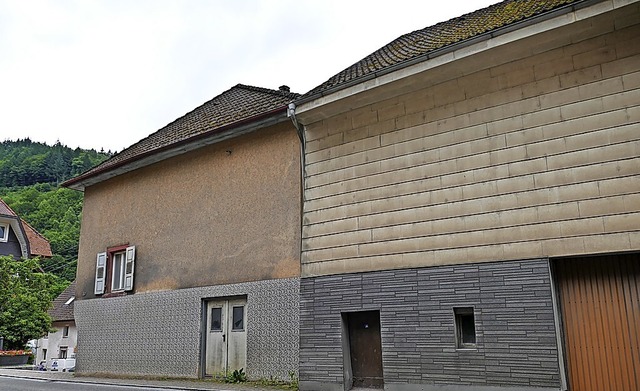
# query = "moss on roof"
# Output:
<box><xmin>303</xmin><ymin>0</ymin><xmax>585</xmax><ymax>98</ymax></box>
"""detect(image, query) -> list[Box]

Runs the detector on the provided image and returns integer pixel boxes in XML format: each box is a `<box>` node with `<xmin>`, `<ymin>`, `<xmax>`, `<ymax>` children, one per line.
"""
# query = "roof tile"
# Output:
<box><xmin>48</xmin><ymin>281</ymin><xmax>76</xmax><ymax>322</ymax></box>
<box><xmin>0</xmin><ymin>198</ymin><xmax>18</xmax><ymax>217</ymax></box>
<box><xmin>71</xmin><ymin>84</ymin><xmax>299</xmax><ymax>184</ymax></box>
<box><xmin>303</xmin><ymin>0</ymin><xmax>583</xmax><ymax>98</ymax></box>
<box><xmin>21</xmin><ymin>219</ymin><xmax>53</xmax><ymax>257</ymax></box>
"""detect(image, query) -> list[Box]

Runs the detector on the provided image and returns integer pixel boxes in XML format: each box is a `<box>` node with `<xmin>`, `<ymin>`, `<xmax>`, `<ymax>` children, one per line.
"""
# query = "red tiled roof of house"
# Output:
<box><xmin>64</xmin><ymin>84</ymin><xmax>299</xmax><ymax>187</ymax></box>
<box><xmin>21</xmin><ymin>219</ymin><xmax>53</xmax><ymax>257</ymax></box>
<box><xmin>0</xmin><ymin>197</ymin><xmax>18</xmax><ymax>217</ymax></box>
<box><xmin>48</xmin><ymin>281</ymin><xmax>76</xmax><ymax>322</ymax></box>
<box><xmin>302</xmin><ymin>0</ymin><xmax>585</xmax><ymax>99</ymax></box>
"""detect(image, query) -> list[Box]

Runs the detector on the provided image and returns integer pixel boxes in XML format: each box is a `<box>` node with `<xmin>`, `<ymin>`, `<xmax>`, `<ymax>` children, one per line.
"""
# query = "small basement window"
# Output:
<box><xmin>454</xmin><ymin>307</ymin><xmax>477</xmax><ymax>348</ymax></box>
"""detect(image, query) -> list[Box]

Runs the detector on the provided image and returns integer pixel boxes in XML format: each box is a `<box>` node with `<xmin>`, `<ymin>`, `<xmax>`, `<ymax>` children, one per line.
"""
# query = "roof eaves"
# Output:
<box><xmin>62</xmin><ymin>106</ymin><xmax>290</xmax><ymax>191</ymax></box>
<box><xmin>295</xmin><ymin>0</ymin><xmax>597</xmax><ymax>107</ymax></box>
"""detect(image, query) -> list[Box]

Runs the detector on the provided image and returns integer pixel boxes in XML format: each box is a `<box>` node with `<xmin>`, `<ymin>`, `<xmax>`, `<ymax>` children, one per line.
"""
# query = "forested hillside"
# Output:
<box><xmin>0</xmin><ymin>139</ymin><xmax>110</xmax><ymax>281</ymax></box>
<box><xmin>0</xmin><ymin>139</ymin><xmax>110</xmax><ymax>187</ymax></box>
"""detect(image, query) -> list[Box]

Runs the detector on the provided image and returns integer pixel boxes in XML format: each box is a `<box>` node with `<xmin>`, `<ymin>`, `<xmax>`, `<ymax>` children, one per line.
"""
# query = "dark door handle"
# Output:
<box><xmin>223</xmin><ymin>334</ymin><xmax>226</xmax><ymax>342</ymax></box>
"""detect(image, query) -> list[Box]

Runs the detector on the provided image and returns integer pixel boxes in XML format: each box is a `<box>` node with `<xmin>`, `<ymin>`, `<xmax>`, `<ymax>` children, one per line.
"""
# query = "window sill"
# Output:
<box><xmin>101</xmin><ymin>291</ymin><xmax>128</xmax><ymax>298</ymax></box>
<box><xmin>456</xmin><ymin>347</ymin><xmax>478</xmax><ymax>351</ymax></box>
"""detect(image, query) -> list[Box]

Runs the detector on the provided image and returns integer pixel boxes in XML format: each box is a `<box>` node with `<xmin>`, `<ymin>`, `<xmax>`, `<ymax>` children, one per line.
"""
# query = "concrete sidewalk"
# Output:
<box><xmin>0</xmin><ymin>367</ymin><xmax>292</xmax><ymax>391</ymax></box>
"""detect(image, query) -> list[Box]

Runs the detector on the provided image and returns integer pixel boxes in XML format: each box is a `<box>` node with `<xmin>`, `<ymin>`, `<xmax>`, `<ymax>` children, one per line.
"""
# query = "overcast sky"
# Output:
<box><xmin>1</xmin><ymin>0</ymin><xmax>496</xmax><ymax>152</ymax></box>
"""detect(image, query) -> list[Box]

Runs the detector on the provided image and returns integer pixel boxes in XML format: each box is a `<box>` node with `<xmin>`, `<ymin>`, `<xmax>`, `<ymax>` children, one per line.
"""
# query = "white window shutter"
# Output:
<box><xmin>95</xmin><ymin>252</ymin><xmax>107</xmax><ymax>295</ymax></box>
<box><xmin>124</xmin><ymin>245</ymin><xmax>136</xmax><ymax>291</ymax></box>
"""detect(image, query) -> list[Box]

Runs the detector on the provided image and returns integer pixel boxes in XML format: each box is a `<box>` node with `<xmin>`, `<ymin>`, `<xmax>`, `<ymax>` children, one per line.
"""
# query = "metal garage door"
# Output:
<box><xmin>556</xmin><ymin>254</ymin><xmax>640</xmax><ymax>391</ymax></box>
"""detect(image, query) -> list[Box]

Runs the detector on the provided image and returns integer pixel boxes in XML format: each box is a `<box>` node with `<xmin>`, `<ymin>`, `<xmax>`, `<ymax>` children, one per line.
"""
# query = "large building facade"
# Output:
<box><xmin>64</xmin><ymin>85</ymin><xmax>302</xmax><ymax>379</ymax></box>
<box><xmin>293</xmin><ymin>1</ymin><xmax>640</xmax><ymax>390</ymax></box>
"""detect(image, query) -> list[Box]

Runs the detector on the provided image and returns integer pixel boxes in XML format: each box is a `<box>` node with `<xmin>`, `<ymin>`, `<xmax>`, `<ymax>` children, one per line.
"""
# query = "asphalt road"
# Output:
<box><xmin>0</xmin><ymin>376</ymin><xmax>172</xmax><ymax>391</ymax></box>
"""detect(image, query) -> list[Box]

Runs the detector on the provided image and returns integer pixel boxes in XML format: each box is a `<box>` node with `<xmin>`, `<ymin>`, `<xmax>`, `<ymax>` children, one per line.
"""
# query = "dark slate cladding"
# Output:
<box><xmin>0</xmin><ymin>227</ymin><xmax>22</xmax><ymax>258</ymax></box>
<box><xmin>302</xmin><ymin>0</ymin><xmax>583</xmax><ymax>99</ymax></box>
<box><xmin>75</xmin><ymin>84</ymin><xmax>299</xmax><ymax>181</ymax></box>
<box><xmin>299</xmin><ymin>259</ymin><xmax>561</xmax><ymax>390</ymax></box>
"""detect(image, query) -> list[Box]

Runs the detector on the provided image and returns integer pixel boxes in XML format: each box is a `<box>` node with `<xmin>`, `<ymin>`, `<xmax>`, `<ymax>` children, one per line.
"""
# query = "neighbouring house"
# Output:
<box><xmin>34</xmin><ymin>281</ymin><xmax>78</xmax><ymax>371</ymax></box>
<box><xmin>62</xmin><ymin>84</ymin><xmax>302</xmax><ymax>379</ymax></box>
<box><xmin>0</xmin><ymin>197</ymin><xmax>52</xmax><ymax>259</ymax></box>
<box><xmin>291</xmin><ymin>1</ymin><xmax>640</xmax><ymax>391</ymax></box>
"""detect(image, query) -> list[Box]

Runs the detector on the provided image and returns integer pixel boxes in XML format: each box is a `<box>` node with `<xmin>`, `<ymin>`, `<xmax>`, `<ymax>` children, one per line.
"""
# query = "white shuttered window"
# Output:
<box><xmin>124</xmin><ymin>246</ymin><xmax>135</xmax><ymax>291</ymax></box>
<box><xmin>94</xmin><ymin>245</ymin><xmax>136</xmax><ymax>295</ymax></box>
<box><xmin>94</xmin><ymin>252</ymin><xmax>107</xmax><ymax>295</ymax></box>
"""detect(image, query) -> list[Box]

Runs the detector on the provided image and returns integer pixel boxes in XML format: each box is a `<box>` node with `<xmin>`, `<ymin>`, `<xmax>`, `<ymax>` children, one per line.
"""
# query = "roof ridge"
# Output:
<box><xmin>63</xmin><ymin>82</ymin><xmax>300</xmax><ymax>188</ymax></box>
<box><xmin>395</xmin><ymin>0</ymin><xmax>510</xmax><ymax>41</ymax></box>
<box><xmin>97</xmin><ymin>83</ymin><xmax>299</xmax><ymax>166</ymax></box>
<box><xmin>235</xmin><ymin>83</ymin><xmax>300</xmax><ymax>99</ymax></box>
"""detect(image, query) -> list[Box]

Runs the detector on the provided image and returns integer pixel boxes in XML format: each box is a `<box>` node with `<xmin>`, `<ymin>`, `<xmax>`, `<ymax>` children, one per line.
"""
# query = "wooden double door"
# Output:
<box><xmin>204</xmin><ymin>297</ymin><xmax>247</xmax><ymax>376</ymax></box>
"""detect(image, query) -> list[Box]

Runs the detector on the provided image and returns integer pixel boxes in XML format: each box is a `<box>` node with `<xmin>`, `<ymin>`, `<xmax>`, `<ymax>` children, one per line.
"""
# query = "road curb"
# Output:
<box><xmin>0</xmin><ymin>370</ymin><xmax>238</xmax><ymax>391</ymax></box>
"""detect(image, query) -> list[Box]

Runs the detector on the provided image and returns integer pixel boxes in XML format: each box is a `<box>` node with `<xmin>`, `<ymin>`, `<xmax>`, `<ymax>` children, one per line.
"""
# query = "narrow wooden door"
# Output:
<box><xmin>556</xmin><ymin>254</ymin><xmax>640</xmax><ymax>391</ymax></box>
<box><xmin>347</xmin><ymin>311</ymin><xmax>384</xmax><ymax>388</ymax></box>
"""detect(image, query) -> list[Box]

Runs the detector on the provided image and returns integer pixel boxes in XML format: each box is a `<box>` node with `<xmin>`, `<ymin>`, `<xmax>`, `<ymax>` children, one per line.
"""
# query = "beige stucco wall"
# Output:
<box><xmin>76</xmin><ymin>122</ymin><xmax>301</xmax><ymax>299</ymax></box>
<box><xmin>300</xmin><ymin>3</ymin><xmax>640</xmax><ymax>277</ymax></box>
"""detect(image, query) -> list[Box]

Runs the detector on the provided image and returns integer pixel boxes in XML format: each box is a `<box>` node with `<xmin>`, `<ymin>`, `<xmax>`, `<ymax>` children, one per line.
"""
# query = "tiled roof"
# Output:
<box><xmin>48</xmin><ymin>281</ymin><xmax>76</xmax><ymax>322</ymax></box>
<box><xmin>66</xmin><ymin>84</ymin><xmax>299</xmax><ymax>186</ymax></box>
<box><xmin>21</xmin><ymin>219</ymin><xmax>53</xmax><ymax>257</ymax></box>
<box><xmin>302</xmin><ymin>0</ymin><xmax>584</xmax><ymax>99</ymax></box>
<box><xmin>0</xmin><ymin>197</ymin><xmax>18</xmax><ymax>217</ymax></box>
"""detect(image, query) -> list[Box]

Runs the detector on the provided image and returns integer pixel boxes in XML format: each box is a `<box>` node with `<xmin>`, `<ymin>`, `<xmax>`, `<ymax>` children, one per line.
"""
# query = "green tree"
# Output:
<box><xmin>0</xmin><ymin>139</ymin><xmax>110</xmax><ymax>282</ymax></box>
<box><xmin>0</xmin><ymin>256</ymin><xmax>67</xmax><ymax>350</ymax></box>
<box><xmin>0</xmin><ymin>139</ymin><xmax>110</xmax><ymax>187</ymax></box>
<box><xmin>0</xmin><ymin>185</ymin><xmax>84</xmax><ymax>278</ymax></box>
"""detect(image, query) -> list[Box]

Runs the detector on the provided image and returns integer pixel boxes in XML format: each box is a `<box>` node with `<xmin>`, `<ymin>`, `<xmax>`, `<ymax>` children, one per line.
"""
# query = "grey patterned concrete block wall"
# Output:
<box><xmin>299</xmin><ymin>259</ymin><xmax>562</xmax><ymax>391</ymax></box>
<box><xmin>75</xmin><ymin>277</ymin><xmax>299</xmax><ymax>379</ymax></box>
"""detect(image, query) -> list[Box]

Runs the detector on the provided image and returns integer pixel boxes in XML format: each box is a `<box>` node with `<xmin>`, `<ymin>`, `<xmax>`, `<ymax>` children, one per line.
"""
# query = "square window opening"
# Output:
<box><xmin>454</xmin><ymin>307</ymin><xmax>477</xmax><ymax>349</ymax></box>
